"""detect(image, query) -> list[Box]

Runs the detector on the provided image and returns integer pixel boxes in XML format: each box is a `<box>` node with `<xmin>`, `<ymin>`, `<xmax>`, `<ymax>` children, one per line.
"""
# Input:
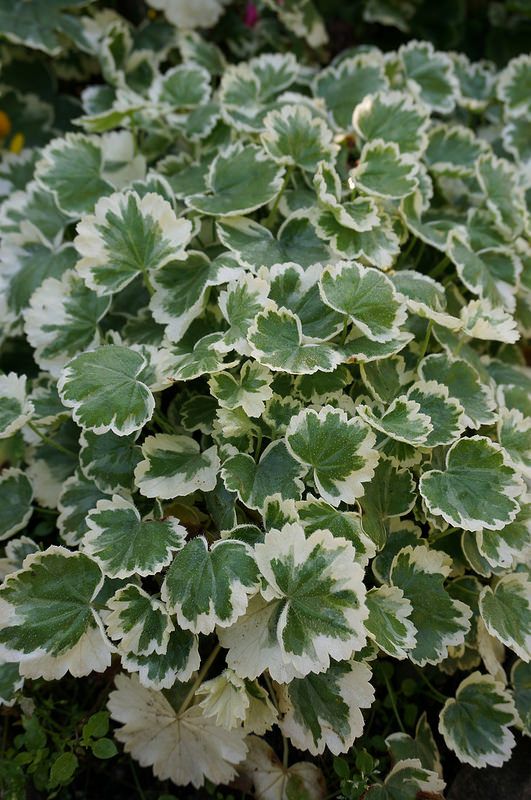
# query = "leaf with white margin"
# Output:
<box><xmin>0</xmin><ymin>661</ymin><xmax>23</xmax><ymax>708</ymax></box>
<box><xmin>24</xmin><ymin>271</ymin><xmax>111</xmax><ymax>376</ymax></box>
<box><xmin>425</xmin><ymin>124</ymin><xmax>487</xmax><ymax>178</ymax></box>
<box><xmin>399</xmin><ymin>40</ymin><xmax>458</xmax><ymax>114</ymax></box>
<box><xmin>297</xmin><ymin>495</ymin><xmax>376</xmax><ymax>567</ymax></box>
<box><xmin>285</xmin><ymin>406</ymin><xmax>378</xmax><ymax>506</ymax></box>
<box><xmin>461</xmin><ymin>299</ymin><xmax>520</xmax><ymax>344</ymax></box>
<box><xmin>57</xmin><ymin>471</ymin><xmax>108</xmax><ymax>547</ymax></box>
<box><xmin>58</xmin><ymin>345</ymin><xmax>154</xmax><ymax>436</ymax></box>
<box><xmin>419</xmin><ymin>353</ymin><xmax>496</xmax><ymax>429</ymax></box>
<box><xmin>150</xmin><ymin>63</ymin><xmax>211</xmax><ymax>109</ymax></box>
<box><xmin>320</xmin><ymin>262</ymin><xmax>406</xmax><ymax>343</ymax></box>
<box><xmin>197</xmin><ymin>669</ymin><xmax>250</xmax><ymax>730</ymax></box>
<box><xmin>105</xmin><ymin>584</ymin><xmax>173</xmax><ymax>657</ymax></box>
<box><xmin>479</xmin><ymin>573</ymin><xmax>531</xmax><ymax>662</ymax></box>
<box><xmin>107</xmin><ymin>673</ymin><xmax>247</xmax><ymax>789</ymax></box>
<box><xmin>221</xmin><ymin>440</ymin><xmax>305</xmax><ymax>511</ymax></box>
<box><xmin>352</xmin><ymin>90</ymin><xmax>429</xmax><ymax>154</ymax></box>
<box><xmin>386</xmin><ymin>712</ymin><xmax>442</xmax><ymax>775</ymax></box>
<box><xmin>240</xmin><ymin>735</ymin><xmax>326</xmax><ymax>800</ymax></box>
<box><xmin>218</xmin><ymin>273</ymin><xmax>271</xmax><ymax>356</ymax></box>
<box><xmin>263</xmin><ymin>0</ymin><xmax>327</xmax><ymax>48</ymax></box>
<box><xmin>83</xmin><ymin>495</ymin><xmax>185</xmax><ymax>579</ymax></box>
<box><xmin>420</xmin><ymin>436</ymin><xmax>523</xmax><ymax>532</ymax></box>
<box><xmin>372</xmin><ymin>520</ymin><xmax>422</xmax><ymax>585</ymax></box>
<box><xmin>134</xmin><ymin>433</ymin><xmax>219</xmax><ymax>499</ymax></box>
<box><xmin>511</xmin><ymin>659</ymin><xmax>531</xmax><ymax>735</ymax></box>
<box><xmin>478</xmin><ymin>504</ymin><xmax>531</xmax><ymax>569</ymax></box>
<box><xmin>187</xmin><ymin>143</ymin><xmax>284</xmax><ymax>216</ymax></box>
<box><xmin>390</xmin><ymin>545</ymin><xmax>472</xmax><ymax>666</ymax></box>
<box><xmin>278</xmin><ymin>659</ymin><xmax>374</xmax><ymax>756</ymax></box>
<box><xmin>357</xmin><ymin>397</ymin><xmax>432</xmax><ymax>445</ymax></box>
<box><xmin>263</xmin><ymin>495</ymin><xmax>299</xmax><ymax>531</ymax></box>
<box><xmin>439</xmin><ymin>672</ymin><xmax>517</xmax><ymax>768</ymax></box>
<box><xmin>497</xmin><ymin>54</ymin><xmax>531</xmax><ymax>118</ymax></box>
<box><xmin>150</xmin><ymin>251</ymin><xmax>242</xmax><ymax>344</ymax></box>
<box><xmin>209</xmin><ymin>362</ymin><xmax>273</xmax><ymax>418</ymax></box>
<box><xmin>365</xmin><ymin>586</ymin><xmax>416</xmax><ymax>659</ymax></box>
<box><xmin>340</xmin><ymin>330</ymin><xmax>414</xmax><ymax>364</ymax></box>
<box><xmin>162</xmin><ymin>332</ymin><xmax>239</xmax><ymax>382</ymax></box>
<box><xmin>313</xmin><ymin>54</ymin><xmax>388</xmax><ymax>130</ymax></box>
<box><xmin>79</xmin><ymin>430</ymin><xmax>141</xmax><ymax>494</ymax></box>
<box><xmin>122</xmin><ymin>627</ymin><xmax>200</xmax><ymax>690</ymax></box>
<box><xmin>360</xmin><ymin>356</ymin><xmax>412</xmax><ymax>405</ymax></box>
<box><xmin>405</xmin><ymin>380</ymin><xmax>465</xmax><ymax>447</ymax></box>
<box><xmin>364</xmin><ymin>758</ymin><xmax>445</xmax><ymax>800</ymax></box>
<box><xmin>75</xmin><ymin>190</ymin><xmax>192</xmax><ymax>296</ymax></box>
<box><xmin>314</xmin><ymin>208</ymin><xmax>401</xmax><ymax>270</ymax></box>
<box><xmin>248</xmin><ymin>306</ymin><xmax>341</xmax><ymax>375</ymax></box>
<box><xmin>448</xmin><ymin>232</ymin><xmax>520</xmax><ymax>312</ymax></box>
<box><xmin>35</xmin><ymin>133</ymin><xmax>113</xmax><ymax>216</ymax></box>
<box><xmin>254</xmin><ymin>524</ymin><xmax>368</xmax><ymax>677</ymax></box>
<box><xmin>391</xmin><ymin>270</ymin><xmax>461</xmax><ymax>330</ymax></box>
<box><xmin>294</xmin><ymin>365</ymin><xmax>353</xmax><ymax>403</ymax></box>
<box><xmin>359</xmin><ymin>461</ymin><xmax>416</xmax><ymax>550</ymax></box>
<box><xmin>0</xmin><ymin>468</ymin><xmax>33</xmax><ymax>542</ymax></box>
<box><xmin>261</xmin><ymin>104</ymin><xmax>338</xmax><ymax>173</ymax></box>
<box><xmin>349</xmin><ymin>140</ymin><xmax>417</xmax><ymax>199</ymax></box>
<box><xmin>452</xmin><ymin>53</ymin><xmax>495</xmax><ymax>112</ymax></box>
<box><xmin>217</xmin><ymin>212</ymin><xmax>329</xmax><ymax>270</ymax></box>
<box><xmin>0</xmin><ymin>373</ymin><xmax>34</xmax><ymax>438</ymax></box>
<box><xmin>502</xmin><ymin>117</ymin><xmax>531</xmax><ymax>172</ymax></box>
<box><xmin>0</xmin><ymin>546</ymin><xmax>111</xmax><ymax>680</ymax></box>
<box><xmin>268</xmin><ymin>263</ymin><xmax>344</xmax><ymax>341</ymax></box>
<box><xmin>497</xmin><ymin>407</ymin><xmax>531</xmax><ymax>479</ymax></box>
<box><xmin>161</xmin><ymin>536</ymin><xmax>258</xmax><ymax>635</ymax></box>
<box><xmin>476</xmin><ymin>153</ymin><xmax>526</xmax><ymax>239</ymax></box>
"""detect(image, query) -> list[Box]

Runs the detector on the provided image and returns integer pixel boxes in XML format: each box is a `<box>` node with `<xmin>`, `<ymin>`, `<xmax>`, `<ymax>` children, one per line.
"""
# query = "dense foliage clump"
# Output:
<box><xmin>0</xmin><ymin>1</ymin><xmax>529</xmax><ymax>798</ymax></box>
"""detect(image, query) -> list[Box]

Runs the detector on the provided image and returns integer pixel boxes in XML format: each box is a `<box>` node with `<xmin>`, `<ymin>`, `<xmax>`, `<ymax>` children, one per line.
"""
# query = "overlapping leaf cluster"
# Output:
<box><xmin>0</xmin><ymin>2</ymin><xmax>530</xmax><ymax>796</ymax></box>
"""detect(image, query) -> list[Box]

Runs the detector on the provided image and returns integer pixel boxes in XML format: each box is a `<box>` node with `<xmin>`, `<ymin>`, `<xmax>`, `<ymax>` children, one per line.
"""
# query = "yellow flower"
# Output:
<box><xmin>0</xmin><ymin>111</ymin><xmax>12</xmax><ymax>139</ymax></box>
<box><xmin>9</xmin><ymin>132</ymin><xmax>25</xmax><ymax>154</ymax></box>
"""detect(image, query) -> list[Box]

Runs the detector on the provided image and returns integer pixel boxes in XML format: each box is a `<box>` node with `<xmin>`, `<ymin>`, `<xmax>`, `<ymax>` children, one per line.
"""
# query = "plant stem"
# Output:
<box><xmin>129</xmin><ymin>760</ymin><xmax>146</xmax><ymax>800</ymax></box>
<box><xmin>254</xmin><ymin>425</ymin><xmax>263</xmax><ymax>460</ymax></box>
<box><xmin>141</xmin><ymin>268</ymin><xmax>155</xmax><ymax>297</ymax></box>
<box><xmin>382</xmin><ymin>671</ymin><xmax>406</xmax><ymax>733</ymax></box>
<box><xmin>178</xmin><ymin>643</ymin><xmax>221</xmax><ymax>714</ymax></box>
<box><xmin>28</xmin><ymin>422</ymin><xmax>76</xmax><ymax>457</ymax></box>
<box><xmin>264</xmin><ymin>167</ymin><xmax>291</xmax><ymax>228</ymax></box>
<box><xmin>417</xmin><ymin>320</ymin><xmax>433</xmax><ymax>361</ymax></box>
<box><xmin>412</xmin><ymin>665</ymin><xmax>448</xmax><ymax>704</ymax></box>
<box><xmin>430</xmin><ymin>255</ymin><xmax>450</xmax><ymax>279</ymax></box>
<box><xmin>398</xmin><ymin>235</ymin><xmax>417</xmax><ymax>267</ymax></box>
<box><xmin>152</xmin><ymin>410</ymin><xmax>173</xmax><ymax>434</ymax></box>
<box><xmin>263</xmin><ymin>672</ymin><xmax>289</xmax><ymax>769</ymax></box>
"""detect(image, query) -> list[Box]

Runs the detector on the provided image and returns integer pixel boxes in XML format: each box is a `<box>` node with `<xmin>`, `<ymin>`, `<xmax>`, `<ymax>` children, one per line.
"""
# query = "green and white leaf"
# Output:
<box><xmin>75</xmin><ymin>190</ymin><xmax>192</xmax><ymax>296</ymax></box>
<box><xmin>240</xmin><ymin>736</ymin><xmax>325</xmax><ymax>800</ymax></box>
<box><xmin>221</xmin><ymin>440</ymin><xmax>305</xmax><ymax>511</ymax></box>
<box><xmin>24</xmin><ymin>271</ymin><xmax>111</xmax><ymax>376</ymax></box>
<box><xmin>122</xmin><ymin>628</ymin><xmax>200</xmax><ymax>690</ymax></box>
<box><xmin>448</xmin><ymin>232</ymin><xmax>520</xmax><ymax>312</ymax></box>
<box><xmin>479</xmin><ymin>573</ymin><xmax>531</xmax><ymax>662</ymax></box>
<box><xmin>359</xmin><ymin>461</ymin><xmax>416</xmax><ymax>550</ymax></box>
<box><xmin>261</xmin><ymin>104</ymin><xmax>338</xmax><ymax>172</ymax></box>
<box><xmin>150</xmin><ymin>63</ymin><xmax>211</xmax><ymax>109</ymax></box>
<box><xmin>187</xmin><ymin>143</ymin><xmax>284</xmax><ymax>216</ymax></box>
<box><xmin>58</xmin><ymin>345</ymin><xmax>155</xmax><ymax>436</ymax></box>
<box><xmin>476</xmin><ymin>153</ymin><xmax>526</xmax><ymax>239</ymax></box>
<box><xmin>0</xmin><ymin>468</ymin><xmax>33</xmax><ymax>542</ymax></box>
<box><xmin>108</xmin><ymin>673</ymin><xmax>247</xmax><ymax>788</ymax></box>
<box><xmin>0</xmin><ymin>661</ymin><xmax>23</xmax><ymax>708</ymax></box>
<box><xmin>350</xmin><ymin>139</ymin><xmax>418</xmax><ymax>200</ymax></box>
<box><xmin>313</xmin><ymin>54</ymin><xmax>388</xmax><ymax>130</ymax></box>
<box><xmin>285</xmin><ymin>406</ymin><xmax>378</xmax><ymax>506</ymax></box>
<box><xmin>57</xmin><ymin>471</ymin><xmax>109</xmax><ymax>547</ymax></box>
<box><xmin>217</xmin><ymin>273</ymin><xmax>271</xmax><ymax>356</ymax></box>
<box><xmin>497</xmin><ymin>407</ymin><xmax>531</xmax><ymax>479</ymax></box>
<box><xmin>364</xmin><ymin>758</ymin><xmax>445</xmax><ymax>800</ymax></box>
<box><xmin>297</xmin><ymin>495</ymin><xmax>376</xmax><ymax>567</ymax></box>
<box><xmin>320</xmin><ymin>262</ymin><xmax>406</xmax><ymax>343</ymax></box>
<box><xmin>399</xmin><ymin>40</ymin><xmax>458</xmax><ymax>114</ymax></box>
<box><xmin>419</xmin><ymin>353</ymin><xmax>496</xmax><ymax>429</ymax></box>
<box><xmin>83</xmin><ymin>495</ymin><xmax>186</xmax><ymax>578</ymax></box>
<box><xmin>352</xmin><ymin>90</ymin><xmax>429</xmax><ymax>154</ymax></box>
<box><xmin>439</xmin><ymin>672</ymin><xmax>517</xmax><ymax>768</ymax></box>
<box><xmin>390</xmin><ymin>545</ymin><xmax>471</xmax><ymax>666</ymax></box>
<box><xmin>209</xmin><ymin>362</ymin><xmax>273</xmax><ymax>418</ymax></box>
<box><xmin>477</xmin><ymin>504</ymin><xmax>531</xmax><ymax>569</ymax></box>
<box><xmin>248</xmin><ymin>306</ymin><xmax>341</xmax><ymax>375</ymax></box>
<box><xmin>365</xmin><ymin>586</ymin><xmax>416</xmax><ymax>659</ymax></box>
<box><xmin>511</xmin><ymin>659</ymin><xmax>531</xmax><ymax>735</ymax></box>
<box><xmin>386</xmin><ymin>712</ymin><xmax>442</xmax><ymax>775</ymax></box>
<box><xmin>391</xmin><ymin>270</ymin><xmax>461</xmax><ymax>330</ymax></box>
<box><xmin>105</xmin><ymin>584</ymin><xmax>173</xmax><ymax>657</ymax></box>
<box><xmin>497</xmin><ymin>54</ymin><xmax>531</xmax><ymax>118</ymax></box>
<box><xmin>278</xmin><ymin>660</ymin><xmax>374</xmax><ymax>755</ymax></box>
<box><xmin>161</xmin><ymin>536</ymin><xmax>258</xmax><ymax>634</ymax></box>
<box><xmin>425</xmin><ymin>124</ymin><xmax>487</xmax><ymax>178</ymax></box>
<box><xmin>0</xmin><ymin>373</ymin><xmax>34</xmax><ymax>438</ymax></box>
<box><xmin>405</xmin><ymin>380</ymin><xmax>465</xmax><ymax>447</ymax></box>
<box><xmin>0</xmin><ymin>547</ymin><xmax>111</xmax><ymax>680</ymax></box>
<box><xmin>419</xmin><ymin>436</ymin><xmax>523</xmax><ymax>532</ymax></box>
<box><xmin>134</xmin><ymin>433</ymin><xmax>219</xmax><ymax>499</ymax></box>
<box><xmin>314</xmin><ymin>208</ymin><xmax>401</xmax><ymax>270</ymax></box>
<box><xmin>79</xmin><ymin>430</ymin><xmax>141</xmax><ymax>494</ymax></box>
<box><xmin>357</xmin><ymin>397</ymin><xmax>432</xmax><ymax>445</ymax></box>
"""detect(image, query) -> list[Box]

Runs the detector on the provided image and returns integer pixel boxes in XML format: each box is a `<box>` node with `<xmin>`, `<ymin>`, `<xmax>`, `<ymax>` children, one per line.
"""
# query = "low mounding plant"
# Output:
<box><xmin>0</xmin><ymin>1</ymin><xmax>529</xmax><ymax>797</ymax></box>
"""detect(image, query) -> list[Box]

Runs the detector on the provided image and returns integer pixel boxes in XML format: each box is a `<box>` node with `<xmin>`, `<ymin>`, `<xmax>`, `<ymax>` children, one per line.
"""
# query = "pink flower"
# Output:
<box><xmin>243</xmin><ymin>1</ymin><xmax>259</xmax><ymax>27</ymax></box>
